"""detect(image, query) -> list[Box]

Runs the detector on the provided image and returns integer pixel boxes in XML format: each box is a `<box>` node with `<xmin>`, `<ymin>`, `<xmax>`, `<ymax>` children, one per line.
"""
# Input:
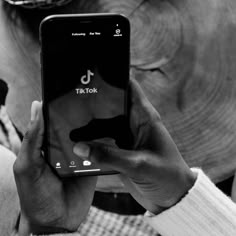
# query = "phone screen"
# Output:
<box><xmin>41</xmin><ymin>15</ymin><xmax>130</xmax><ymax>176</ymax></box>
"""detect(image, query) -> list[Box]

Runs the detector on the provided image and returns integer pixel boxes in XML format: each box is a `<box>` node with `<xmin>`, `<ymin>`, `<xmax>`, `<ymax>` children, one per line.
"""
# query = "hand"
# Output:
<box><xmin>13</xmin><ymin>101</ymin><xmax>97</xmax><ymax>236</ymax></box>
<box><xmin>73</xmin><ymin>79</ymin><xmax>197</xmax><ymax>214</ymax></box>
<box><xmin>0</xmin><ymin>106</ymin><xmax>21</xmax><ymax>155</ymax></box>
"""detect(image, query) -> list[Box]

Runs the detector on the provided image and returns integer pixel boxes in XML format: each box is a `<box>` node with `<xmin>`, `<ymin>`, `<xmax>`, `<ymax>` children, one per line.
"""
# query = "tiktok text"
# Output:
<box><xmin>75</xmin><ymin>88</ymin><xmax>98</xmax><ymax>94</ymax></box>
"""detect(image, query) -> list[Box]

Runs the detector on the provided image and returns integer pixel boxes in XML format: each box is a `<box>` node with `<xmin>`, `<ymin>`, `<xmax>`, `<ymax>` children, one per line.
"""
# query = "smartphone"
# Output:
<box><xmin>40</xmin><ymin>14</ymin><xmax>131</xmax><ymax>177</ymax></box>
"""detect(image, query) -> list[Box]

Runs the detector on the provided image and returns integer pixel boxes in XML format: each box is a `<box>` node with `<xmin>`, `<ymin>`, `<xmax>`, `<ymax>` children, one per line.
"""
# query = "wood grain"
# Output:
<box><xmin>135</xmin><ymin>0</ymin><xmax>236</xmax><ymax>183</ymax></box>
<box><xmin>1</xmin><ymin>0</ymin><xmax>236</xmax><ymax>182</ymax></box>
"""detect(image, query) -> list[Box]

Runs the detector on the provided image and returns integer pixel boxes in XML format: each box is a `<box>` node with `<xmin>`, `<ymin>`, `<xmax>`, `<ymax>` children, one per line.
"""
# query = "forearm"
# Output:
<box><xmin>14</xmin><ymin>168</ymin><xmax>236</xmax><ymax>236</ymax></box>
<box><xmin>12</xmin><ymin>231</ymin><xmax>78</xmax><ymax>236</ymax></box>
<box><xmin>15</xmin><ymin>215</ymin><xmax>75</xmax><ymax>236</ymax></box>
<box><xmin>145</xmin><ymin>168</ymin><xmax>236</xmax><ymax>236</ymax></box>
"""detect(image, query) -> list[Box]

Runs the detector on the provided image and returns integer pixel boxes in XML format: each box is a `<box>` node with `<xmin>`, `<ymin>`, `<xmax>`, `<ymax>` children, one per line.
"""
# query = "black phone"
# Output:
<box><xmin>40</xmin><ymin>14</ymin><xmax>131</xmax><ymax>177</ymax></box>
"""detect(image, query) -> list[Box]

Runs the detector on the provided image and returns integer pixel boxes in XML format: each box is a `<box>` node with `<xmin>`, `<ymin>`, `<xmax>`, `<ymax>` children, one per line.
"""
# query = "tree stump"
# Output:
<box><xmin>96</xmin><ymin>0</ymin><xmax>236</xmax><ymax>183</ymax></box>
<box><xmin>1</xmin><ymin>0</ymin><xmax>236</xmax><ymax>182</ymax></box>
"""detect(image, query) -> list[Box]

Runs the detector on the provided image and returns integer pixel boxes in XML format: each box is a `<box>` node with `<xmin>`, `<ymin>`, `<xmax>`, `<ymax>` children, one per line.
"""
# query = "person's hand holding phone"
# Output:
<box><xmin>73</xmin><ymin>79</ymin><xmax>197</xmax><ymax>214</ymax></box>
<box><xmin>13</xmin><ymin>101</ymin><xmax>97</xmax><ymax>236</ymax></box>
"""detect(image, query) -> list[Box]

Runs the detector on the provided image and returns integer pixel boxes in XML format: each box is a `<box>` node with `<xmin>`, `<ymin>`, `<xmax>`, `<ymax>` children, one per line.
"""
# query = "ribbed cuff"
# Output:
<box><xmin>145</xmin><ymin>168</ymin><xmax>236</xmax><ymax>236</ymax></box>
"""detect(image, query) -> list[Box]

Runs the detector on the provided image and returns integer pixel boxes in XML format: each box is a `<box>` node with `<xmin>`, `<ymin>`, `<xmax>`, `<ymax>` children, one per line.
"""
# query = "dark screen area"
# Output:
<box><xmin>41</xmin><ymin>15</ymin><xmax>130</xmax><ymax>176</ymax></box>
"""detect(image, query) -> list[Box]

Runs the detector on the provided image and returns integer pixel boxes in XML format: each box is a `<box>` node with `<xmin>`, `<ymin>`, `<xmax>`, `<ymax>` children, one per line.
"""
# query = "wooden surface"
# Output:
<box><xmin>1</xmin><ymin>0</ymin><xmax>236</xmax><ymax>183</ymax></box>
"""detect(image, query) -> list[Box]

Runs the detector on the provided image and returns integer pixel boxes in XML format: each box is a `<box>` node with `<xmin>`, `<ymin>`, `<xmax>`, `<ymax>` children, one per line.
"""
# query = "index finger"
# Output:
<box><xmin>17</xmin><ymin>101</ymin><xmax>44</xmax><ymax>168</ymax></box>
<box><xmin>128</xmin><ymin>79</ymin><xmax>161</xmax><ymax>120</ymax></box>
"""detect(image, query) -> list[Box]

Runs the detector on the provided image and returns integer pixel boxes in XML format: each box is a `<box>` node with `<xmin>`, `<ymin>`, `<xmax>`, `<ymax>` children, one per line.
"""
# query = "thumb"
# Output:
<box><xmin>73</xmin><ymin>142</ymin><xmax>140</xmax><ymax>175</ymax></box>
<box><xmin>16</xmin><ymin>101</ymin><xmax>44</xmax><ymax>171</ymax></box>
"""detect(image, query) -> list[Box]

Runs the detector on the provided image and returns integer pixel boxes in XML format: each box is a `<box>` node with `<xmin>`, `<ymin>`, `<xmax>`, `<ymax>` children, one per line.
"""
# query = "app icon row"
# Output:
<box><xmin>55</xmin><ymin>160</ymin><xmax>92</xmax><ymax>169</ymax></box>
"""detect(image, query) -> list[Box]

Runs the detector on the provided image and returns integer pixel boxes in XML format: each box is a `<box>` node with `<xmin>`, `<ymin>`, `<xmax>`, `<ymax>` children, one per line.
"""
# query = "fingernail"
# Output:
<box><xmin>30</xmin><ymin>101</ymin><xmax>38</xmax><ymax>122</ymax></box>
<box><xmin>73</xmin><ymin>143</ymin><xmax>90</xmax><ymax>160</ymax></box>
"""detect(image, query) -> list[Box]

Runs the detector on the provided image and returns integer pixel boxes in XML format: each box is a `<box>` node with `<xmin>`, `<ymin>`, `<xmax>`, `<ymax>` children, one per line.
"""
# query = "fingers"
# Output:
<box><xmin>129</xmin><ymin>80</ymin><xmax>179</xmax><ymax>156</ymax></box>
<box><xmin>0</xmin><ymin>106</ymin><xmax>21</xmax><ymax>155</ymax></box>
<box><xmin>129</xmin><ymin>78</ymin><xmax>148</xmax><ymax>106</ymax></box>
<box><xmin>14</xmin><ymin>101</ymin><xmax>44</xmax><ymax>176</ymax></box>
<box><xmin>129</xmin><ymin>79</ymin><xmax>161</xmax><ymax>125</ymax></box>
<box><xmin>73</xmin><ymin>142</ymin><xmax>142</xmax><ymax>175</ymax></box>
<box><xmin>128</xmin><ymin>79</ymin><xmax>163</xmax><ymax>151</ymax></box>
<box><xmin>129</xmin><ymin>79</ymin><xmax>158</xmax><ymax>113</ymax></box>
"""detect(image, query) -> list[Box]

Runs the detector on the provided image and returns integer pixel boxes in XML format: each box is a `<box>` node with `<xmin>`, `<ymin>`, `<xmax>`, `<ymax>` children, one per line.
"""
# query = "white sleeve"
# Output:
<box><xmin>145</xmin><ymin>168</ymin><xmax>236</xmax><ymax>236</ymax></box>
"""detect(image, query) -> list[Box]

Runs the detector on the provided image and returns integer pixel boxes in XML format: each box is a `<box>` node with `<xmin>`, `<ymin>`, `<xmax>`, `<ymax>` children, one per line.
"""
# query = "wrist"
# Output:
<box><xmin>167</xmin><ymin>169</ymin><xmax>198</xmax><ymax>209</ymax></box>
<box><xmin>140</xmin><ymin>170</ymin><xmax>198</xmax><ymax>215</ymax></box>
<box><xmin>18</xmin><ymin>214</ymin><xmax>73</xmax><ymax>236</ymax></box>
<box><xmin>150</xmin><ymin>169</ymin><xmax>197</xmax><ymax>215</ymax></box>
<box><xmin>182</xmin><ymin>170</ymin><xmax>198</xmax><ymax>196</ymax></box>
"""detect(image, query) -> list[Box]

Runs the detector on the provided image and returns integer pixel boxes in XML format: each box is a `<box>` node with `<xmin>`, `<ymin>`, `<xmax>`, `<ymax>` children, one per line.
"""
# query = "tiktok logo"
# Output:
<box><xmin>81</xmin><ymin>69</ymin><xmax>94</xmax><ymax>85</ymax></box>
<box><xmin>75</xmin><ymin>69</ymin><xmax>98</xmax><ymax>95</ymax></box>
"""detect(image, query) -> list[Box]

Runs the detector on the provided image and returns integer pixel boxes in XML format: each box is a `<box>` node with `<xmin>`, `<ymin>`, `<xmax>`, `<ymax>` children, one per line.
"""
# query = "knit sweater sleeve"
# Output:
<box><xmin>145</xmin><ymin>168</ymin><xmax>236</xmax><ymax>236</ymax></box>
<box><xmin>14</xmin><ymin>169</ymin><xmax>236</xmax><ymax>236</ymax></box>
